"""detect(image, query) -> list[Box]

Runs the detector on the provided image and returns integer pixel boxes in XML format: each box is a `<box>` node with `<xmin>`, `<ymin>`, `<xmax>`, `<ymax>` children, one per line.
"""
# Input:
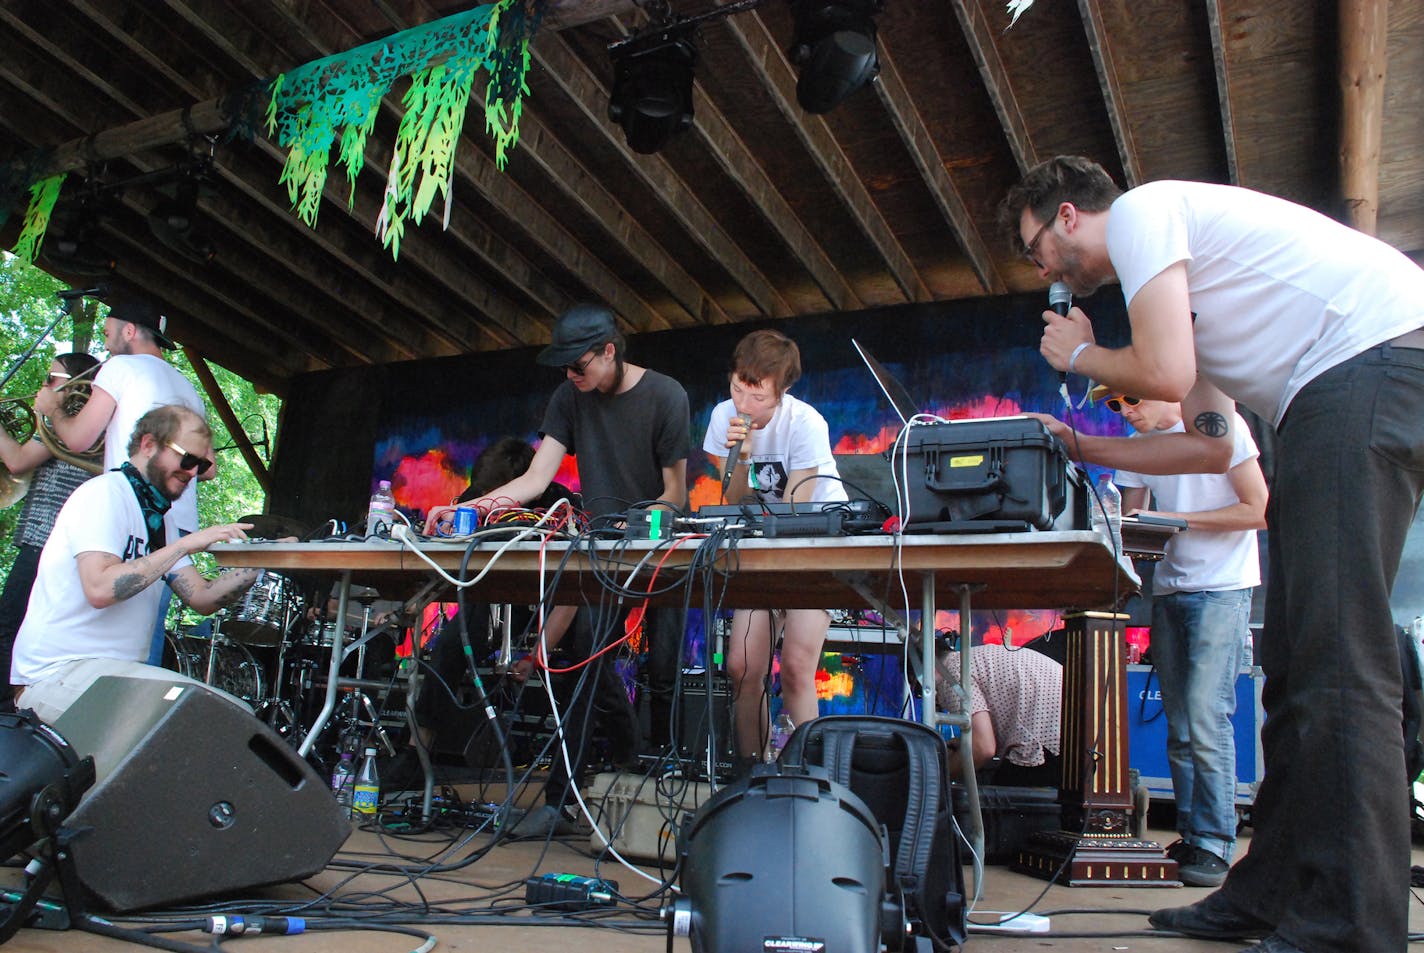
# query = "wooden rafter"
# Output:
<box><xmin>1077</xmin><ymin>0</ymin><xmax>1143</xmax><ymax>188</ymax></box>
<box><xmin>873</xmin><ymin>45</ymin><xmax>1007</xmax><ymax>296</ymax></box>
<box><xmin>952</xmin><ymin>0</ymin><xmax>1039</xmax><ymax>175</ymax></box>
<box><xmin>533</xmin><ymin>30</ymin><xmax>794</xmax><ymax>319</ymax></box>
<box><xmin>722</xmin><ymin>7</ymin><xmax>930</xmax><ymax>304</ymax></box>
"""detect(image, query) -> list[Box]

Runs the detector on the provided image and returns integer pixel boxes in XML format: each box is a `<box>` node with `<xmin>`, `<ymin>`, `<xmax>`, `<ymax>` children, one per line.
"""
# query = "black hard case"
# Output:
<box><xmin>900</xmin><ymin>416</ymin><xmax>1081</xmax><ymax>532</ymax></box>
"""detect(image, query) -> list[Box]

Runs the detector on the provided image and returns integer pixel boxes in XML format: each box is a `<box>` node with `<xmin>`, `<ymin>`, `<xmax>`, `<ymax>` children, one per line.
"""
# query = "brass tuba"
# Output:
<box><xmin>0</xmin><ymin>376</ymin><xmax>105</xmax><ymax>509</ymax></box>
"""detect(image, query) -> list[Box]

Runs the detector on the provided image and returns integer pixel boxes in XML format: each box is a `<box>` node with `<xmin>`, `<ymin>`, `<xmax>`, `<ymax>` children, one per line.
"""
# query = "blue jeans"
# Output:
<box><xmin>1151</xmin><ymin>587</ymin><xmax>1251</xmax><ymax>861</ymax></box>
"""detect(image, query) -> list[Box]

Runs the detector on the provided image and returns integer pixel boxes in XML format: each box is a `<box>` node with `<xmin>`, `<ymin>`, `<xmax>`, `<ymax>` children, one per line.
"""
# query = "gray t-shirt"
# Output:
<box><xmin>539</xmin><ymin>368</ymin><xmax>691</xmax><ymax>518</ymax></box>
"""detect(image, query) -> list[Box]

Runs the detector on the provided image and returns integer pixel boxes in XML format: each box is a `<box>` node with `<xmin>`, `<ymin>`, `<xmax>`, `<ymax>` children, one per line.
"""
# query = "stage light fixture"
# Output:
<box><xmin>148</xmin><ymin>167</ymin><xmax>217</xmax><ymax>265</ymax></box>
<box><xmin>787</xmin><ymin>0</ymin><xmax>885</xmax><ymax>114</ymax></box>
<box><xmin>607</xmin><ymin>25</ymin><xmax>698</xmax><ymax>155</ymax></box>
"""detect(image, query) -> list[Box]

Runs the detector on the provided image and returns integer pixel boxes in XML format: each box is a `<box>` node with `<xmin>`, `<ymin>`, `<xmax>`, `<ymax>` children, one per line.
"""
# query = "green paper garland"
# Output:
<box><xmin>11</xmin><ymin>173</ymin><xmax>66</xmax><ymax>263</ymax></box>
<box><xmin>266</xmin><ymin>0</ymin><xmax>541</xmax><ymax>259</ymax></box>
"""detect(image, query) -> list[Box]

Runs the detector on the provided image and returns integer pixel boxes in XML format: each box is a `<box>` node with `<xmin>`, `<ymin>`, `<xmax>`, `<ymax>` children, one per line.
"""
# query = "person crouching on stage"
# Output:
<box><xmin>9</xmin><ymin>404</ymin><xmax>259</xmax><ymax>725</ymax></box>
<box><xmin>703</xmin><ymin>329</ymin><xmax>845</xmax><ymax>771</ymax></box>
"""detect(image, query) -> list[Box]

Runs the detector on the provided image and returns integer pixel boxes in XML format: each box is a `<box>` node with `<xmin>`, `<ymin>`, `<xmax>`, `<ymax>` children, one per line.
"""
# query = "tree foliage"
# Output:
<box><xmin>0</xmin><ymin>254</ymin><xmax>281</xmax><ymax>613</ymax></box>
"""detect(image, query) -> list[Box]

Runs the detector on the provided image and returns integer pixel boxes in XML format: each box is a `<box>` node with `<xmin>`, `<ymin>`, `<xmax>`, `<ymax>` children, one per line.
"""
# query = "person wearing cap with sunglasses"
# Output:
<box><xmin>1039</xmin><ymin>389</ymin><xmax>1267</xmax><ymax>887</ymax></box>
<box><xmin>10</xmin><ymin>405</ymin><xmax>259</xmax><ymax>725</ymax></box>
<box><xmin>1002</xmin><ymin>156</ymin><xmax>1424</xmax><ymax>953</ymax></box>
<box><xmin>428</xmin><ymin>303</ymin><xmax>691</xmax><ymax>837</ymax></box>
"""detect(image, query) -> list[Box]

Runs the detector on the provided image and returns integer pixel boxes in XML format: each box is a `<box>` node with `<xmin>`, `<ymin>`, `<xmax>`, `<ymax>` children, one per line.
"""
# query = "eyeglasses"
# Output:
<box><xmin>1023</xmin><ymin>215</ymin><xmax>1055</xmax><ymax>269</ymax></box>
<box><xmin>1104</xmin><ymin>395</ymin><xmax>1141</xmax><ymax>414</ymax></box>
<box><xmin>165</xmin><ymin>440</ymin><xmax>213</xmax><ymax>475</ymax></box>
<box><xmin>45</xmin><ymin>372</ymin><xmax>71</xmax><ymax>387</ymax></box>
<box><xmin>564</xmin><ymin>353</ymin><xmax>595</xmax><ymax>376</ymax></box>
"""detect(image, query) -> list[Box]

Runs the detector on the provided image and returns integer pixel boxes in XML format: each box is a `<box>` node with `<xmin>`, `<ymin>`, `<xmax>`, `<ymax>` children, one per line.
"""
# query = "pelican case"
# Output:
<box><xmin>900</xmin><ymin>416</ymin><xmax>1081</xmax><ymax>533</ymax></box>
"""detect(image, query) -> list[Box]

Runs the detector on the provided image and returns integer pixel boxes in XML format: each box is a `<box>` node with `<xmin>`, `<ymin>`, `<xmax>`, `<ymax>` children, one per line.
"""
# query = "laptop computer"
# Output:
<box><xmin>852</xmin><ymin>338</ymin><xmax>921</xmax><ymax>426</ymax></box>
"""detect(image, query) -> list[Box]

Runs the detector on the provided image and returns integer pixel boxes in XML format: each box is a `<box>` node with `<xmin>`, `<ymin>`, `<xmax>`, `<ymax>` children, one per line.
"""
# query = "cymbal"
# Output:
<box><xmin>238</xmin><ymin>513</ymin><xmax>310</xmax><ymax>540</ymax></box>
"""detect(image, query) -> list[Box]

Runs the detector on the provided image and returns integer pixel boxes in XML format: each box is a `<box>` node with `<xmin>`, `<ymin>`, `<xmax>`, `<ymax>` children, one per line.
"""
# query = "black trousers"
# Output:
<box><xmin>0</xmin><ymin>543</ymin><xmax>43</xmax><ymax>709</ymax></box>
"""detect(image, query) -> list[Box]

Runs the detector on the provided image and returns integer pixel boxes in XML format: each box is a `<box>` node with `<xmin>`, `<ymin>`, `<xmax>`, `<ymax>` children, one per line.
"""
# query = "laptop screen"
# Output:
<box><xmin>852</xmin><ymin>338</ymin><xmax>920</xmax><ymax>426</ymax></box>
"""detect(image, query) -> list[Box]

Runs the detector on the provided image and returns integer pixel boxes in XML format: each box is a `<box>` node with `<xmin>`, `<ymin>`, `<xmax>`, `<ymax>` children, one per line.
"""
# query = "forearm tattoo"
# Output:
<box><xmin>1193</xmin><ymin>411</ymin><xmax>1229</xmax><ymax>438</ymax></box>
<box><xmin>113</xmin><ymin>573</ymin><xmax>146</xmax><ymax>602</ymax></box>
<box><xmin>168</xmin><ymin>573</ymin><xmax>195</xmax><ymax>604</ymax></box>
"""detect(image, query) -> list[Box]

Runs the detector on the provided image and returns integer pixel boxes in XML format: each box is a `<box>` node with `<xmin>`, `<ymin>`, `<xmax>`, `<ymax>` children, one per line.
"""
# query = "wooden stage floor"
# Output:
<box><xmin>6</xmin><ymin>771</ymin><xmax>1424</xmax><ymax>953</ymax></box>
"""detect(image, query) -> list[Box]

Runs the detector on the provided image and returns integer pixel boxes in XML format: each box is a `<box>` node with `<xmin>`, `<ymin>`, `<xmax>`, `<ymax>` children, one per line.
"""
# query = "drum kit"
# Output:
<box><xmin>161</xmin><ymin>538</ymin><xmax>404</xmax><ymax>764</ymax></box>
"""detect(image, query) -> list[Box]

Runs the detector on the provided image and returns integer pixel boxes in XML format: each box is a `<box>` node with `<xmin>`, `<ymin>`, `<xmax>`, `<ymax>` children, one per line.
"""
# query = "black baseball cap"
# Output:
<box><xmin>108</xmin><ymin>295</ymin><xmax>176</xmax><ymax>350</ymax></box>
<box><xmin>536</xmin><ymin>304</ymin><xmax>617</xmax><ymax>367</ymax></box>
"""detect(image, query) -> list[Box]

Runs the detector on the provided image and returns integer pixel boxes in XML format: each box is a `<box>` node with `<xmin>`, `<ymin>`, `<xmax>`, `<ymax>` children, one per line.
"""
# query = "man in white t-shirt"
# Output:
<box><xmin>1099</xmin><ymin>395</ymin><xmax>1266</xmax><ymax>887</ymax></box>
<box><xmin>11</xmin><ymin>405</ymin><xmax>257</xmax><ymax>725</ymax></box>
<box><xmin>1003</xmin><ymin>156</ymin><xmax>1424</xmax><ymax>953</ymax></box>
<box><xmin>38</xmin><ymin>292</ymin><xmax>210</xmax><ymax>663</ymax></box>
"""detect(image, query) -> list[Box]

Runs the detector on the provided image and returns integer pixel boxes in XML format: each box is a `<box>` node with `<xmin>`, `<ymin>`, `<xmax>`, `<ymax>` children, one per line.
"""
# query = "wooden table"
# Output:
<box><xmin>213</xmin><ymin>529</ymin><xmax>1146</xmax><ymax>886</ymax></box>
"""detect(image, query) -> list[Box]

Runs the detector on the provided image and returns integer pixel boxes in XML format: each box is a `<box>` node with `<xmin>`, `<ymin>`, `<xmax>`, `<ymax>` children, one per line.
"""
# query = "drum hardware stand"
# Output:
<box><xmin>255</xmin><ymin>615</ymin><xmax>307</xmax><ymax>747</ymax></box>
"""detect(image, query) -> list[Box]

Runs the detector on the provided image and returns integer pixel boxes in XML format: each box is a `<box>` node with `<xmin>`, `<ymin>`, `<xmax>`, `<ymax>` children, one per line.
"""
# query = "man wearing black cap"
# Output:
<box><xmin>432</xmin><ymin>302</ymin><xmax>691</xmax><ymax>836</ymax></box>
<box><xmin>42</xmin><ymin>293</ymin><xmax>207</xmax><ymax>538</ymax></box>
<box><xmin>40</xmin><ymin>292</ymin><xmax>208</xmax><ymax>663</ymax></box>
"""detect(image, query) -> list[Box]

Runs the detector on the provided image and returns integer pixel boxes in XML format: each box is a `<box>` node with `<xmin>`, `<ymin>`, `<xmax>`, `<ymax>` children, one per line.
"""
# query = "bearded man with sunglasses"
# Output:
<box><xmin>1002</xmin><ymin>156</ymin><xmax>1424</xmax><ymax>953</ymax></box>
<box><xmin>9</xmin><ymin>405</ymin><xmax>259</xmax><ymax>725</ymax></box>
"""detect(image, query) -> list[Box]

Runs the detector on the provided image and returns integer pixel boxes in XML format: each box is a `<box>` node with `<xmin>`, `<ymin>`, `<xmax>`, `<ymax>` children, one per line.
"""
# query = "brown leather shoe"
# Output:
<box><xmin>1149</xmin><ymin>892</ymin><xmax>1273</xmax><ymax>940</ymax></box>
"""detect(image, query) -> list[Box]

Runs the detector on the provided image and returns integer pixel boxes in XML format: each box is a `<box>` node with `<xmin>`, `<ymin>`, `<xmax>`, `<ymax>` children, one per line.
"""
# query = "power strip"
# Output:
<box><xmin>968</xmin><ymin>912</ymin><xmax>1050</xmax><ymax>934</ymax></box>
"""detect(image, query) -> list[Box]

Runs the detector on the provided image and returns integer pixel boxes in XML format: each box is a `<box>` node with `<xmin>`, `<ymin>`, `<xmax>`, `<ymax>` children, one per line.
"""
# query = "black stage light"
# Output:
<box><xmin>787</xmin><ymin>0</ymin><xmax>885</xmax><ymax>114</ymax></box>
<box><xmin>673</xmin><ymin>763</ymin><xmax>901</xmax><ymax>953</ymax></box>
<box><xmin>607</xmin><ymin>26</ymin><xmax>698</xmax><ymax>155</ymax></box>
<box><xmin>0</xmin><ymin>710</ymin><xmax>94</xmax><ymax>866</ymax></box>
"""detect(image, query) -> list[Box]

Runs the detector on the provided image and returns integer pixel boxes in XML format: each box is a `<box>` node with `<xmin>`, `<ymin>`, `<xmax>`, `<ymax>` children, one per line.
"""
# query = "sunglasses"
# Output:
<box><xmin>165</xmin><ymin>440</ymin><xmax>213</xmax><ymax>475</ymax></box>
<box><xmin>1104</xmin><ymin>395</ymin><xmax>1141</xmax><ymax>414</ymax></box>
<box><xmin>45</xmin><ymin>372</ymin><xmax>71</xmax><ymax>387</ymax></box>
<box><xmin>563</xmin><ymin>353</ymin><xmax>595</xmax><ymax>376</ymax></box>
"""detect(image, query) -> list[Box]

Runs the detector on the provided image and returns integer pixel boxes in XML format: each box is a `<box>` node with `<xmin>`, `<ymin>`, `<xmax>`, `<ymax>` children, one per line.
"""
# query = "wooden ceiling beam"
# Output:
<box><xmin>153</xmin><ymin>0</ymin><xmax>541</xmax><ymax>350</ymax></box>
<box><xmin>97</xmin><ymin>234</ymin><xmax>304</xmax><ymax>392</ymax></box>
<box><xmin>100</xmin><ymin>222</ymin><xmax>320</xmax><ymax>379</ymax></box>
<box><xmin>688</xmin><ymin>73</ymin><xmax>860</xmax><ymax>313</ymax></box>
<box><xmin>279</xmin><ymin>0</ymin><xmax>672</xmax><ymax>336</ymax></box>
<box><xmin>721</xmin><ymin>8</ymin><xmax>931</xmax><ymax>304</ymax></box>
<box><xmin>0</xmin><ymin>15</ymin><xmax>444</xmax><ymax>365</ymax></box>
<box><xmin>511</xmin><ymin>102</ymin><xmax>729</xmax><ymax>326</ymax></box>
<box><xmin>1339</xmin><ymin>0</ymin><xmax>1389</xmax><ymax>234</ymax></box>
<box><xmin>1077</xmin><ymin>0</ymin><xmax>1144</xmax><ymax>188</ymax></box>
<box><xmin>952</xmin><ymin>0</ymin><xmax>1040</xmax><ymax>174</ymax></box>
<box><xmin>1204</xmin><ymin>0</ymin><xmax>1241</xmax><ymax>185</ymax></box>
<box><xmin>533</xmin><ymin>31</ymin><xmax>794</xmax><ymax>319</ymax></box>
<box><xmin>873</xmin><ymin>45</ymin><xmax>1008</xmax><ymax>296</ymax></box>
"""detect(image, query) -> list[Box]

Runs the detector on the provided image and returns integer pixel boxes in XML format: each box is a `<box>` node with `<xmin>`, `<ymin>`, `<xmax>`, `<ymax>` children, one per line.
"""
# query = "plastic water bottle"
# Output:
<box><xmin>352</xmin><ymin>746</ymin><xmax>380</xmax><ymax>817</ymax></box>
<box><xmin>366</xmin><ymin>480</ymin><xmax>395</xmax><ymax>538</ymax></box>
<box><xmin>763</xmin><ymin>712</ymin><xmax>795</xmax><ymax>764</ymax></box>
<box><xmin>1092</xmin><ymin>472</ymin><xmax>1122</xmax><ymax>554</ymax></box>
<box><xmin>330</xmin><ymin>748</ymin><xmax>356</xmax><ymax>816</ymax></box>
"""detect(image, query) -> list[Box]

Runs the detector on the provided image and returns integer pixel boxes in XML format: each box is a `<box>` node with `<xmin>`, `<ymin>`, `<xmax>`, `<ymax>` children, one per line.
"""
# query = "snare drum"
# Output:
<box><xmin>162</xmin><ymin>632</ymin><xmax>265</xmax><ymax>704</ymax></box>
<box><xmin>223</xmin><ymin>570</ymin><xmax>303</xmax><ymax>646</ymax></box>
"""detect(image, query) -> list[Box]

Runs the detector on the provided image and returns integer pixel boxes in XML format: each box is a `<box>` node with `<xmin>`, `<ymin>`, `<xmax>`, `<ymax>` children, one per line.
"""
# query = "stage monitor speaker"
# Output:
<box><xmin>52</xmin><ymin>676</ymin><xmax>350</xmax><ymax>911</ymax></box>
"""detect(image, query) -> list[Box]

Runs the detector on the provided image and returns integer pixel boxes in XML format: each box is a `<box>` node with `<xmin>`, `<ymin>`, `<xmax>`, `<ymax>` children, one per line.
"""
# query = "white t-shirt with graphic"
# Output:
<box><xmin>703</xmin><ymin>393</ymin><xmax>847</xmax><ymax>504</ymax></box>
<box><xmin>11</xmin><ymin>470</ymin><xmax>192</xmax><ymax>685</ymax></box>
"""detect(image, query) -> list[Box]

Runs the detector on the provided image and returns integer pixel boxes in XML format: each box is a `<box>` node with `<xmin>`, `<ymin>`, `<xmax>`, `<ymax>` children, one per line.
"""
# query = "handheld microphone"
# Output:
<box><xmin>1048</xmin><ymin>282</ymin><xmax>1073</xmax><ymax>384</ymax></box>
<box><xmin>720</xmin><ymin>417</ymin><xmax>747</xmax><ymax>500</ymax></box>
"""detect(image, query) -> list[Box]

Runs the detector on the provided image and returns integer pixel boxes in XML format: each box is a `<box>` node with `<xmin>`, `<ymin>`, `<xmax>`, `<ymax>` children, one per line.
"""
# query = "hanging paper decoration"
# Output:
<box><xmin>484</xmin><ymin>0</ymin><xmax>547</xmax><ymax>171</ymax></box>
<box><xmin>265</xmin><ymin>0</ymin><xmax>543</xmax><ymax>259</ymax></box>
<box><xmin>11</xmin><ymin>173</ymin><xmax>66</xmax><ymax>263</ymax></box>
